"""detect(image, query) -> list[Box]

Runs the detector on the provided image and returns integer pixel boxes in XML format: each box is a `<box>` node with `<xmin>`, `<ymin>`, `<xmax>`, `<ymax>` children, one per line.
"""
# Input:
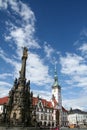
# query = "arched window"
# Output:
<box><xmin>13</xmin><ymin>112</ymin><xmax>16</xmax><ymax>119</ymax></box>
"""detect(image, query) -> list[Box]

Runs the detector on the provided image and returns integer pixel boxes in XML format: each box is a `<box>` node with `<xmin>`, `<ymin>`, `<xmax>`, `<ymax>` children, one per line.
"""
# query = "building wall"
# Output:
<box><xmin>62</xmin><ymin>111</ymin><xmax>68</xmax><ymax>126</ymax></box>
<box><xmin>36</xmin><ymin>108</ymin><xmax>55</xmax><ymax>126</ymax></box>
<box><xmin>35</xmin><ymin>99</ymin><xmax>56</xmax><ymax>127</ymax></box>
<box><xmin>68</xmin><ymin>113</ymin><xmax>87</xmax><ymax>126</ymax></box>
<box><xmin>0</xmin><ymin>105</ymin><xmax>3</xmax><ymax>114</ymax></box>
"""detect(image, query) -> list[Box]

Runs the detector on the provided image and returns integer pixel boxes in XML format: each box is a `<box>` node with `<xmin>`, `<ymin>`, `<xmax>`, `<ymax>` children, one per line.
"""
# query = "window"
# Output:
<box><xmin>36</xmin><ymin>114</ymin><xmax>39</xmax><ymax>120</ymax></box>
<box><xmin>41</xmin><ymin>108</ymin><xmax>43</xmax><ymax>112</ymax></box>
<box><xmin>50</xmin><ymin>110</ymin><xmax>52</xmax><ymax>112</ymax></box>
<box><xmin>45</xmin><ymin>108</ymin><xmax>47</xmax><ymax>112</ymax></box>
<box><xmin>49</xmin><ymin>115</ymin><xmax>52</xmax><ymax>120</ymax></box>
<box><xmin>47</xmin><ymin>109</ymin><xmax>49</xmax><ymax>112</ymax></box>
<box><xmin>1</xmin><ymin>106</ymin><xmax>3</xmax><ymax>110</ymax></box>
<box><xmin>45</xmin><ymin>115</ymin><xmax>47</xmax><ymax>120</ymax></box>
<box><xmin>13</xmin><ymin>112</ymin><xmax>16</xmax><ymax>119</ymax></box>
<box><xmin>41</xmin><ymin>114</ymin><xmax>43</xmax><ymax>120</ymax></box>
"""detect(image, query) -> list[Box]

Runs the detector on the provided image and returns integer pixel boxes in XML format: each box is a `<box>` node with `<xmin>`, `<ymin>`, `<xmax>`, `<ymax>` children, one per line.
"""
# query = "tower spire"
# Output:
<box><xmin>53</xmin><ymin>63</ymin><xmax>58</xmax><ymax>87</ymax></box>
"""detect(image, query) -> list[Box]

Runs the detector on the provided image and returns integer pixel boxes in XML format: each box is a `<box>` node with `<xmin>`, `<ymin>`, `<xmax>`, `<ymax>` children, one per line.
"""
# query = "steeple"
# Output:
<box><xmin>53</xmin><ymin>64</ymin><xmax>59</xmax><ymax>87</ymax></box>
<box><xmin>51</xmin><ymin>64</ymin><xmax>62</xmax><ymax>127</ymax></box>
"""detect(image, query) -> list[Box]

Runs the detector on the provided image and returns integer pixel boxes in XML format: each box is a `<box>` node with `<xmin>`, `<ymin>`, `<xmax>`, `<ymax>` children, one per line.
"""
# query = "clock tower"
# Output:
<box><xmin>52</xmin><ymin>67</ymin><xmax>62</xmax><ymax>109</ymax></box>
<box><xmin>52</xmin><ymin>66</ymin><xmax>62</xmax><ymax>126</ymax></box>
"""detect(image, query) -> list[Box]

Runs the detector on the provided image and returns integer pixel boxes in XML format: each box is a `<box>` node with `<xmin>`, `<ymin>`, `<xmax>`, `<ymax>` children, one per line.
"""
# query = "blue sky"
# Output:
<box><xmin>0</xmin><ymin>0</ymin><xmax>87</xmax><ymax>111</ymax></box>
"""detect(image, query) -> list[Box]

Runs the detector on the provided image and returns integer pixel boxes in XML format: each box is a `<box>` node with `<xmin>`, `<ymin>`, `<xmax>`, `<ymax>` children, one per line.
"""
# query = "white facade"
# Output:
<box><xmin>62</xmin><ymin>108</ymin><xmax>68</xmax><ymax>126</ymax></box>
<box><xmin>35</xmin><ymin>98</ymin><xmax>56</xmax><ymax>127</ymax></box>
<box><xmin>0</xmin><ymin>105</ymin><xmax>3</xmax><ymax>114</ymax></box>
<box><xmin>68</xmin><ymin>110</ymin><xmax>87</xmax><ymax>127</ymax></box>
<box><xmin>32</xmin><ymin>96</ymin><xmax>68</xmax><ymax>127</ymax></box>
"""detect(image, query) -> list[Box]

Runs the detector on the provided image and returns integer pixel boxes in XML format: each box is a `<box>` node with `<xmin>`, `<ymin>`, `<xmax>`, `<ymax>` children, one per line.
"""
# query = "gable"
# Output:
<box><xmin>37</xmin><ymin>100</ymin><xmax>43</xmax><ymax>109</ymax></box>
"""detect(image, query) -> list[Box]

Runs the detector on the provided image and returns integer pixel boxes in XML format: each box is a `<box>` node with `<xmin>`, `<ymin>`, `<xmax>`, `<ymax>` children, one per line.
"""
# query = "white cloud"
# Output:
<box><xmin>0</xmin><ymin>81</ymin><xmax>12</xmax><ymax>97</ymax></box>
<box><xmin>0</xmin><ymin>81</ymin><xmax>11</xmax><ymax>88</ymax></box>
<box><xmin>2</xmin><ymin>0</ymin><xmax>40</xmax><ymax>50</ymax></box>
<box><xmin>60</xmin><ymin>53</ymin><xmax>84</xmax><ymax>75</ymax></box>
<box><xmin>0</xmin><ymin>47</ymin><xmax>6</xmax><ymax>56</ymax></box>
<box><xmin>75</xmin><ymin>76</ymin><xmax>87</xmax><ymax>87</ymax></box>
<box><xmin>0</xmin><ymin>47</ymin><xmax>20</xmax><ymax>67</ymax></box>
<box><xmin>60</xmin><ymin>52</ymin><xmax>87</xmax><ymax>88</ymax></box>
<box><xmin>44</xmin><ymin>42</ymin><xmax>55</xmax><ymax>58</ymax></box>
<box><xmin>0</xmin><ymin>47</ymin><xmax>21</xmax><ymax>80</ymax></box>
<box><xmin>0</xmin><ymin>88</ymin><xmax>9</xmax><ymax>97</ymax></box>
<box><xmin>32</xmin><ymin>89</ymin><xmax>52</xmax><ymax>101</ymax></box>
<box><xmin>0</xmin><ymin>73</ymin><xmax>12</xmax><ymax>79</ymax></box>
<box><xmin>0</xmin><ymin>0</ymin><xmax>8</xmax><ymax>9</ymax></box>
<box><xmin>7</xmin><ymin>24</ymin><xmax>40</xmax><ymax>49</ymax></box>
<box><xmin>63</xmin><ymin>94</ymin><xmax>87</xmax><ymax>111</ymax></box>
<box><xmin>26</xmin><ymin>52</ymin><xmax>52</xmax><ymax>86</ymax></box>
<box><xmin>78</xmin><ymin>43</ymin><xmax>87</xmax><ymax>55</ymax></box>
<box><xmin>0</xmin><ymin>0</ymin><xmax>53</xmax><ymax>91</ymax></box>
<box><xmin>60</xmin><ymin>48</ymin><xmax>87</xmax><ymax>110</ymax></box>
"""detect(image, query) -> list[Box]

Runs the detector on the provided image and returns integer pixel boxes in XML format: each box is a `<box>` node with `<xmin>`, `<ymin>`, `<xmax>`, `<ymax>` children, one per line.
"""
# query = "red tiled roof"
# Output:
<box><xmin>42</xmin><ymin>99</ymin><xmax>53</xmax><ymax>108</ymax></box>
<box><xmin>46</xmin><ymin>101</ymin><xmax>53</xmax><ymax>108</ymax></box>
<box><xmin>32</xmin><ymin>97</ymin><xmax>53</xmax><ymax>108</ymax></box>
<box><xmin>62</xmin><ymin>106</ymin><xmax>68</xmax><ymax>112</ymax></box>
<box><xmin>0</xmin><ymin>96</ymin><xmax>8</xmax><ymax>105</ymax></box>
<box><xmin>32</xmin><ymin>97</ymin><xmax>38</xmax><ymax>106</ymax></box>
<box><xmin>0</xmin><ymin>96</ymin><xmax>68</xmax><ymax>112</ymax></box>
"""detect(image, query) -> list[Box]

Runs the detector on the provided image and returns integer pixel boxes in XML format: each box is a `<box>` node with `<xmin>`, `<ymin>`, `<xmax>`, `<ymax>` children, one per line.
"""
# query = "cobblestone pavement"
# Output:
<box><xmin>0</xmin><ymin>127</ymin><xmax>87</xmax><ymax>130</ymax></box>
<box><xmin>60</xmin><ymin>128</ymin><xmax>87</xmax><ymax>130</ymax></box>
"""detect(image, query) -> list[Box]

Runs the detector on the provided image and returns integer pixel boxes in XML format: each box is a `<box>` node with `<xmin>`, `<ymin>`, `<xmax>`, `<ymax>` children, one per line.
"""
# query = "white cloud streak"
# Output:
<box><xmin>60</xmin><ymin>47</ymin><xmax>87</xmax><ymax>110</ymax></box>
<box><xmin>44</xmin><ymin>42</ymin><xmax>55</xmax><ymax>59</ymax></box>
<box><xmin>78</xmin><ymin>43</ymin><xmax>87</xmax><ymax>55</ymax></box>
<box><xmin>27</xmin><ymin>52</ymin><xmax>53</xmax><ymax>86</ymax></box>
<box><xmin>0</xmin><ymin>0</ymin><xmax>8</xmax><ymax>9</ymax></box>
<box><xmin>0</xmin><ymin>0</ymin><xmax>53</xmax><ymax>94</ymax></box>
<box><xmin>0</xmin><ymin>73</ymin><xmax>12</xmax><ymax>79</ymax></box>
<box><xmin>63</xmin><ymin>94</ymin><xmax>87</xmax><ymax>111</ymax></box>
<box><xmin>60</xmin><ymin>53</ymin><xmax>86</xmax><ymax>76</ymax></box>
<box><xmin>0</xmin><ymin>0</ymin><xmax>40</xmax><ymax>50</ymax></box>
<box><xmin>60</xmin><ymin>53</ymin><xmax>87</xmax><ymax>87</ymax></box>
<box><xmin>32</xmin><ymin>89</ymin><xmax>52</xmax><ymax>101</ymax></box>
<box><xmin>0</xmin><ymin>81</ymin><xmax>12</xmax><ymax>97</ymax></box>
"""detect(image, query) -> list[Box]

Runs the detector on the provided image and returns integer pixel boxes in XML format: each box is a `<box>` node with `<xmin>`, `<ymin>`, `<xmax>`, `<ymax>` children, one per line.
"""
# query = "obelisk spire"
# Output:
<box><xmin>20</xmin><ymin>47</ymin><xmax>28</xmax><ymax>79</ymax></box>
